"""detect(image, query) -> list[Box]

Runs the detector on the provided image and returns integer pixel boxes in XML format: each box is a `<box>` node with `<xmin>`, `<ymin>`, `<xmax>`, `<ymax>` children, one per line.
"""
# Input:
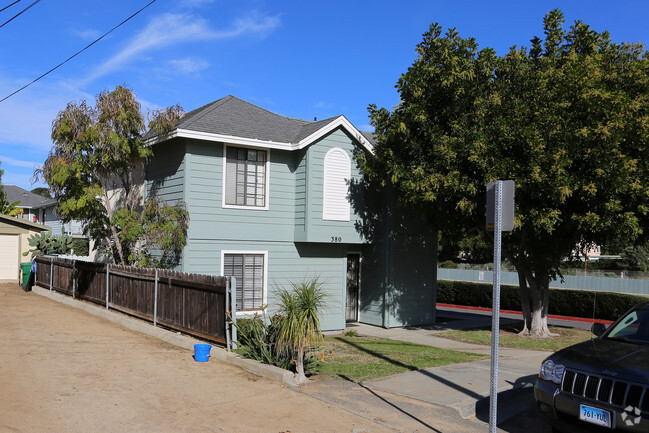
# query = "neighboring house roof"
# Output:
<box><xmin>0</xmin><ymin>213</ymin><xmax>50</xmax><ymax>232</ymax></box>
<box><xmin>146</xmin><ymin>95</ymin><xmax>376</xmax><ymax>153</ymax></box>
<box><xmin>3</xmin><ymin>185</ymin><xmax>56</xmax><ymax>209</ymax></box>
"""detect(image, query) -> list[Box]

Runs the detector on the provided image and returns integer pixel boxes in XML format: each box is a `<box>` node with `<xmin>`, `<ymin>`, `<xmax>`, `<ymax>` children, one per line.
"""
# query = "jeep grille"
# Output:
<box><xmin>561</xmin><ymin>369</ymin><xmax>649</xmax><ymax>412</ymax></box>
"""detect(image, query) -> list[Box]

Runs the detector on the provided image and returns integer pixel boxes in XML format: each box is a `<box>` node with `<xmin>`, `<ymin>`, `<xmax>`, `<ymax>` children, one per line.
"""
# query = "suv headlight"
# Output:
<box><xmin>540</xmin><ymin>359</ymin><xmax>565</xmax><ymax>384</ymax></box>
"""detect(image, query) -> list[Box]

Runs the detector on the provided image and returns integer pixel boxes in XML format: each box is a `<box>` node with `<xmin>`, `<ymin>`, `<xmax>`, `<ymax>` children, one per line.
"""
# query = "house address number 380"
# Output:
<box><xmin>331</xmin><ymin>236</ymin><xmax>342</xmax><ymax>243</ymax></box>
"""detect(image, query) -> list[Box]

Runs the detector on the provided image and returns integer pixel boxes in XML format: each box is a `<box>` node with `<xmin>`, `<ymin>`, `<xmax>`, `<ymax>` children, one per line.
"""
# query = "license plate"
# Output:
<box><xmin>579</xmin><ymin>404</ymin><xmax>611</xmax><ymax>428</ymax></box>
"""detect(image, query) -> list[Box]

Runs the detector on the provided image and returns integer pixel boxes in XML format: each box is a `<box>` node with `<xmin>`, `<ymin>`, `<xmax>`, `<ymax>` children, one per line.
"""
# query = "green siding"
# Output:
<box><xmin>359</xmin><ymin>243</ymin><xmax>387</xmax><ymax>327</ymax></box>
<box><xmin>184</xmin><ymin>239</ymin><xmax>347</xmax><ymax>332</ymax></box>
<box><xmin>294</xmin><ymin>148</ymin><xmax>307</xmax><ymax>238</ymax></box>
<box><xmin>146</xmin><ymin>139</ymin><xmax>187</xmax><ymax>268</ymax></box>
<box><xmin>357</xmin><ymin>186</ymin><xmax>438</xmax><ymax>328</ymax></box>
<box><xmin>303</xmin><ymin>129</ymin><xmax>365</xmax><ymax>244</ymax></box>
<box><xmin>147</xmin><ymin>139</ymin><xmax>186</xmax><ymax>205</ymax></box>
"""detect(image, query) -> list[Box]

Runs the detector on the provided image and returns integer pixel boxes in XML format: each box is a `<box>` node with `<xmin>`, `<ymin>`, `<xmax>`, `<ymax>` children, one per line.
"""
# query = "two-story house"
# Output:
<box><xmin>145</xmin><ymin>96</ymin><xmax>437</xmax><ymax>332</ymax></box>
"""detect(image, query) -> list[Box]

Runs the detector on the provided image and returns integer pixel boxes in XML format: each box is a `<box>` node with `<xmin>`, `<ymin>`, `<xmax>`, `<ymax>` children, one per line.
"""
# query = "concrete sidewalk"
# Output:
<box><xmin>351</xmin><ymin>317</ymin><xmax>550</xmax><ymax>422</ymax></box>
<box><xmin>342</xmin><ymin>305</ymin><xmax>593</xmax><ymax>424</ymax></box>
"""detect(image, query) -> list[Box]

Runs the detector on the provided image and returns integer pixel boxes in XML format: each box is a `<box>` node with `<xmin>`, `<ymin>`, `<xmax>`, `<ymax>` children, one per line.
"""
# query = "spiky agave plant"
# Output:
<box><xmin>275</xmin><ymin>277</ymin><xmax>327</xmax><ymax>384</ymax></box>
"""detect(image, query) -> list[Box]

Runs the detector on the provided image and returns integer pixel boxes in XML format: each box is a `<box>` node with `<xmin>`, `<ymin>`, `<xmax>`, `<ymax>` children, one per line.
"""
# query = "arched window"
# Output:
<box><xmin>323</xmin><ymin>148</ymin><xmax>351</xmax><ymax>221</ymax></box>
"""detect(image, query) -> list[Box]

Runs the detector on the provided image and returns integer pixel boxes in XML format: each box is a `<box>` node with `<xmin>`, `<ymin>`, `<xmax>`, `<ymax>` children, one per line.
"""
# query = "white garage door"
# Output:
<box><xmin>0</xmin><ymin>235</ymin><xmax>19</xmax><ymax>281</ymax></box>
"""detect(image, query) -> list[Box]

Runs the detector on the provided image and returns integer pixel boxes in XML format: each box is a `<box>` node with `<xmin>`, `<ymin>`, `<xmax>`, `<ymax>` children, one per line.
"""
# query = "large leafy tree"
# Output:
<box><xmin>362</xmin><ymin>10</ymin><xmax>649</xmax><ymax>337</ymax></box>
<box><xmin>37</xmin><ymin>85</ymin><xmax>189</xmax><ymax>267</ymax></box>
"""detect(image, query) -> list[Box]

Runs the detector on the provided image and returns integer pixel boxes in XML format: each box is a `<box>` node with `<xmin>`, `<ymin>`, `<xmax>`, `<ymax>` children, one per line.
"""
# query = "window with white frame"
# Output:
<box><xmin>323</xmin><ymin>147</ymin><xmax>351</xmax><ymax>221</ymax></box>
<box><xmin>223</xmin><ymin>252</ymin><xmax>266</xmax><ymax>311</ymax></box>
<box><xmin>224</xmin><ymin>146</ymin><xmax>268</xmax><ymax>208</ymax></box>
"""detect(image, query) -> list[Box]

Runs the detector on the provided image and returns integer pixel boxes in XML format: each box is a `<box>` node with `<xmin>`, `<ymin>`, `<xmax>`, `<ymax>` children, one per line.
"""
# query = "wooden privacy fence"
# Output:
<box><xmin>34</xmin><ymin>256</ymin><xmax>237</xmax><ymax>346</ymax></box>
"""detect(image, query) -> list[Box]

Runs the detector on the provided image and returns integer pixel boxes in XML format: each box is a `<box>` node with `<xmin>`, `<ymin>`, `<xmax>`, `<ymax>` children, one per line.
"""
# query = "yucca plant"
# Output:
<box><xmin>275</xmin><ymin>277</ymin><xmax>327</xmax><ymax>384</ymax></box>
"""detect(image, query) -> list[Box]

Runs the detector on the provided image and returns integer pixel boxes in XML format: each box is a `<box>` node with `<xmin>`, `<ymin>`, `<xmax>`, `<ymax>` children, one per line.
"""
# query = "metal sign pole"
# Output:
<box><xmin>489</xmin><ymin>180</ymin><xmax>503</xmax><ymax>432</ymax></box>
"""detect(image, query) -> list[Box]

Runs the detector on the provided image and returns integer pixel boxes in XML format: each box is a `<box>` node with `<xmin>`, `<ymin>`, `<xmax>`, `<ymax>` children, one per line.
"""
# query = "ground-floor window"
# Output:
<box><xmin>222</xmin><ymin>252</ymin><xmax>266</xmax><ymax>312</ymax></box>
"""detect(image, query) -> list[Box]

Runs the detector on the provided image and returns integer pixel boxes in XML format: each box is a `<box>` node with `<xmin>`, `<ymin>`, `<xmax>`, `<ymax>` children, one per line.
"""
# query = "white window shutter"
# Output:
<box><xmin>323</xmin><ymin>148</ymin><xmax>351</xmax><ymax>221</ymax></box>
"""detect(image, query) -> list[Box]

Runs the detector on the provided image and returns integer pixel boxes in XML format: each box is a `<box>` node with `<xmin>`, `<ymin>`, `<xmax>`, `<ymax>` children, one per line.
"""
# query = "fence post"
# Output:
<box><xmin>105</xmin><ymin>263</ymin><xmax>110</xmax><ymax>310</ymax></box>
<box><xmin>49</xmin><ymin>257</ymin><xmax>53</xmax><ymax>292</ymax></box>
<box><xmin>225</xmin><ymin>277</ymin><xmax>231</xmax><ymax>352</ymax></box>
<box><xmin>72</xmin><ymin>260</ymin><xmax>76</xmax><ymax>298</ymax></box>
<box><xmin>230</xmin><ymin>277</ymin><xmax>237</xmax><ymax>350</ymax></box>
<box><xmin>153</xmin><ymin>269</ymin><xmax>159</xmax><ymax>327</ymax></box>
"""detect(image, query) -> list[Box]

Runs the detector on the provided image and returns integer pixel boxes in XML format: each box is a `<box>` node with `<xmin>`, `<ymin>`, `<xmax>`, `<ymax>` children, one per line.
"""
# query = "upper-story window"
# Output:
<box><xmin>223</xmin><ymin>145</ymin><xmax>269</xmax><ymax>209</ymax></box>
<box><xmin>323</xmin><ymin>147</ymin><xmax>351</xmax><ymax>221</ymax></box>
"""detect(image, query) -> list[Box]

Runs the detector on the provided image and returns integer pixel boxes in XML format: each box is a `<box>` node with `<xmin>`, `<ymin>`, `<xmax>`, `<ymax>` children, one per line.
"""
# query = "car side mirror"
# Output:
<box><xmin>591</xmin><ymin>322</ymin><xmax>607</xmax><ymax>336</ymax></box>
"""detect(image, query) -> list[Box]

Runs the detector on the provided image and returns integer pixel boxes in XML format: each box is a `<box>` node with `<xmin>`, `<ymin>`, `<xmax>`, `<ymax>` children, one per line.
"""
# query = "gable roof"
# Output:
<box><xmin>147</xmin><ymin>95</ymin><xmax>375</xmax><ymax>153</ymax></box>
<box><xmin>3</xmin><ymin>185</ymin><xmax>56</xmax><ymax>209</ymax></box>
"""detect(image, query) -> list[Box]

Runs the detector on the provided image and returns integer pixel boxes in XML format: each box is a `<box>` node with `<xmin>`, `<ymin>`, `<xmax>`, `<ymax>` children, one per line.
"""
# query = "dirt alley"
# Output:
<box><xmin>0</xmin><ymin>283</ymin><xmax>400</xmax><ymax>433</ymax></box>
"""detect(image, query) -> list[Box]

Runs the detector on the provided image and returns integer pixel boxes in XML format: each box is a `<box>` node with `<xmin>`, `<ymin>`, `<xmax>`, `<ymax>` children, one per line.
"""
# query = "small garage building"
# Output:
<box><xmin>0</xmin><ymin>214</ymin><xmax>49</xmax><ymax>283</ymax></box>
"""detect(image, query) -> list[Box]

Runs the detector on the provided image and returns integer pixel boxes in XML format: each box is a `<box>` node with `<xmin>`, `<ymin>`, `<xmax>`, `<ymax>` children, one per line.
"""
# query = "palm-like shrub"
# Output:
<box><xmin>0</xmin><ymin>193</ymin><xmax>21</xmax><ymax>216</ymax></box>
<box><xmin>233</xmin><ymin>314</ymin><xmax>292</xmax><ymax>369</ymax></box>
<box><xmin>275</xmin><ymin>277</ymin><xmax>327</xmax><ymax>384</ymax></box>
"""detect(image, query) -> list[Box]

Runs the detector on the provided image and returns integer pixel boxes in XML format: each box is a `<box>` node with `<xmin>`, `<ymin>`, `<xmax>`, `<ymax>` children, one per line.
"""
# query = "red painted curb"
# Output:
<box><xmin>436</xmin><ymin>303</ymin><xmax>614</xmax><ymax>325</ymax></box>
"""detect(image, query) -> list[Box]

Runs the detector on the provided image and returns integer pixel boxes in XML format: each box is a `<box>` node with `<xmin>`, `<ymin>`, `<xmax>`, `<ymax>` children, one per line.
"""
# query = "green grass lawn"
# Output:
<box><xmin>434</xmin><ymin>323</ymin><xmax>594</xmax><ymax>352</ymax></box>
<box><xmin>310</xmin><ymin>335</ymin><xmax>487</xmax><ymax>382</ymax></box>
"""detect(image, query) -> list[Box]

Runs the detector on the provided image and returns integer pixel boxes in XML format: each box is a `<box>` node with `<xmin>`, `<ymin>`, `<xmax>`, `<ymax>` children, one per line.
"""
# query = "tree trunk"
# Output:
<box><xmin>294</xmin><ymin>346</ymin><xmax>308</xmax><ymax>384</ymax></box>
<box><xmin>516</xmin><ymin>268</ymin><xmax>532</xmax><ymax>335</ymax></box>
<box><xmin>102</xmin><ymin>187</ymin><xmax>126</xmax><ymax>265</ymax></box>
<box><xmin>527</xmin><ymin>274</ymin><xmax>558</xmax><ymax>338</ymax></box>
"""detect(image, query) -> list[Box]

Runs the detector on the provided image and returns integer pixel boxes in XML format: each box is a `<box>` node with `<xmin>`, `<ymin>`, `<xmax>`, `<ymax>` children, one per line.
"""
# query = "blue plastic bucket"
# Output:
<box><xmin>194</xmin><ymin>344</ymin><xmax>212</xmax><ymax>362</ymax></box>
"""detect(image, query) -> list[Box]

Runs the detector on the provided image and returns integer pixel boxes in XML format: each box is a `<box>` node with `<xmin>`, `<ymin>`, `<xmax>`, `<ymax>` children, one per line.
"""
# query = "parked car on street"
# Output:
<box><xmin>535</xmin><ymin>302</ymin><xmax>649</xmax><ymax>432</ymax></box>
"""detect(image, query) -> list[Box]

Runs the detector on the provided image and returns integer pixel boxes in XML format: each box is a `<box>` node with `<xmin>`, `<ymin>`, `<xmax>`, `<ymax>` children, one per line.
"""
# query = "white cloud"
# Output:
<box><xmin>81</xmin><ymin>11</ymin><xmax>281</xmax><ymax>85</ymax></box>
<box><xmin>167</xmin><ymin>57</ymin><xmax>210</xmax><ymax>74</ymax></box>
<box><xmin>71</xmin><ymin>28</ymin><xmax>102</xmax><ymax>41</ymax></box>
<box><xmin>0</xmin><ymin>155</ymin><xmax>39</xmax><ymax>169</ymax></box>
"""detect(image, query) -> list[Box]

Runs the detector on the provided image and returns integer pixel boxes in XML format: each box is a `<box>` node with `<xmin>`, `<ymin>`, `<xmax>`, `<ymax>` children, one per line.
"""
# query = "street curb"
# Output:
<box><xmin>437</xmin><ymin>303</ymin><xmax>615</xmax><ymax>325</ymax></box>
<box><xmin>31</xmin><ymin>285</ymin><xmax>297</xmax><ymax>387</ymax></box>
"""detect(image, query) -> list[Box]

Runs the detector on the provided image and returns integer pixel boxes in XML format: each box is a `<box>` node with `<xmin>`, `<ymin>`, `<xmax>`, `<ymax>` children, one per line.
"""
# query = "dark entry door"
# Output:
<box><xmin>346</xmin><ymin>254</ymin><xmax>360</xmax><ymax>322</ymax></box>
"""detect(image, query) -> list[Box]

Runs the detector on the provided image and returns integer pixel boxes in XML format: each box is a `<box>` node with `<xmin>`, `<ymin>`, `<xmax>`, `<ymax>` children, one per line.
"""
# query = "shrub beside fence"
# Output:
<box><xmin>34</xmin><ymin>255</ymin><xmax>233</xmax><ymax>345</ymax></box>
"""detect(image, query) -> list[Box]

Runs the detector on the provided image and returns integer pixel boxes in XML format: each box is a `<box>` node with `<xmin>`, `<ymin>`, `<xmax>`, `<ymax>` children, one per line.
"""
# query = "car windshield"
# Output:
<box><xmin>605</xmin><ymin>308</ymin><xmax>649</xmax><ymax>344</ymax></box>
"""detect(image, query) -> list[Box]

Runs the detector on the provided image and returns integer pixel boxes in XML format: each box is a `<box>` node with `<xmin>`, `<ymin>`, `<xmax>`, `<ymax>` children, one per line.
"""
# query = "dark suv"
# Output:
<box><xmin>534</xmin><ymin>302</ymin><xmax>649</xmax><ymax>432</ymax></box>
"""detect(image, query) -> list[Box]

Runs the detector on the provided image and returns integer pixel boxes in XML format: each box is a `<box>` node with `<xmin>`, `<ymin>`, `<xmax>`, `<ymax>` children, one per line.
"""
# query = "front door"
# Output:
<box><xmin>346</xmin><ymin>254</ymin><xmax>360</xmax><ymax>322</ymax></box>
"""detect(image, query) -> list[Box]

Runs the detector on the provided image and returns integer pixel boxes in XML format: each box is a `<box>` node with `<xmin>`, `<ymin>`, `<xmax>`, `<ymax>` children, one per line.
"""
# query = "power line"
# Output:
<box><xmin>0</xmin><ymin>0</ymin><xmax>159</xmax><ymax>103</ymax></box>
<box><xmin>0</xmin><ymin>0</ymin><xmax>40</xmax><ymax>30</ymax></box>
<box><xmin>0</xmin><ymin>1</ymin><xmax>23</xmax><ymax>14</ymax></box>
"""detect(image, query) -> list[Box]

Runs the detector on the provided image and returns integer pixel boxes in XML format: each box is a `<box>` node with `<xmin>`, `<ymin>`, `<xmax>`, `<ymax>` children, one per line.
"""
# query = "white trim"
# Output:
<box><xmin>222</xmin><ymin>144</ymin><xmax>270</xmax><ymax>211</ymax></box>
<box><xmin>146</xmin><ymin>116</ymin><xmax>374</xmax><ymax>154</ymax></box>
<box><xmin>323</xmin><ymin>147</ymin><xmax>351</xmax><ymax>221</ymax></box>
<box><xmin>221</xmin><ymin>250</ymin><xmax>268</xmax><ymax>316</ymax></box>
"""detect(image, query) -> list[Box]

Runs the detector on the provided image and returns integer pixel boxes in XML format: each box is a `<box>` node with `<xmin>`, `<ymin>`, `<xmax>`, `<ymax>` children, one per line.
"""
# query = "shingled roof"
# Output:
<box><xmin>2</xmin><ymin>185</ymin><xmax>55</xmax><ymax>209</ymax></box>
<box><xmin>147</xmin><ymin>95</ymin><xmax>375</xmax><ymax>152</ymax></box>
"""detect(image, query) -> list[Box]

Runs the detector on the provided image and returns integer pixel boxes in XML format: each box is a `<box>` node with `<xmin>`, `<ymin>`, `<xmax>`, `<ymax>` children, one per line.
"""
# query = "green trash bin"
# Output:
<box><xmin>20</xmin><ymin>262</ymin><xmax>31</xmax><ymax>287</ymax></box>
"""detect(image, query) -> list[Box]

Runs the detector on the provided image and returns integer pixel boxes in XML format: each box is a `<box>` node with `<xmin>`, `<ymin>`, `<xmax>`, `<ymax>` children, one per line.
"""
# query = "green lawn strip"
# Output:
<box><xmin>310</xmin><ymin>336</ymin><xmax>487</xmax><ymax>382</ymax></box>
<box><xmin>434</xmin><ymin>323</ymin><xmax>594</xmax><ymax>352</ymax></box>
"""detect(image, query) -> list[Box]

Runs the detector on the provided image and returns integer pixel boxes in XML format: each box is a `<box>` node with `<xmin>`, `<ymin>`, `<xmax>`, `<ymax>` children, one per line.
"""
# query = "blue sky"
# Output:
<box><xmin>1</xmin><ymin>0</ymin><xmax>648</xmax><ymax>192</ymax></box>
